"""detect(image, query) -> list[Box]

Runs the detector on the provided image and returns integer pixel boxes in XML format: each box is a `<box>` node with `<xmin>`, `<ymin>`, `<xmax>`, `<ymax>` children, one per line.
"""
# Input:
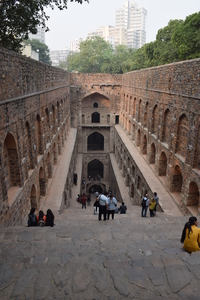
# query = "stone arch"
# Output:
<box><xmin>172</xmin><ymin>165</ymin><xmax>183</xmax><ymax>194</ymax></box>
<box><xmin>63</xmin><ymin>191</ymin><xmax>67</xmax><ymax>206</ymax></box>
<box><xmin>93</xmin><ymin>102</ymin><xmax>98</xmax><ymax>108</ymax></box>
<box><xmin>122</xmin><ymin>165</ymin><xmax>126</xmax><ymax>177</ymax></box>
<box><xmin>130</xmin><ymin>183</ymin><xmax>134</xmax><ymax>198</ymax></box>
<box><xmin>47</xmin><ymin>152</ymin><xmax>52</xmax><ymax>178</ymax></box>
<box><xmin>137</xmin><ymin>129</ymin><xmax>141</xmax><ymax>147</ymax></box>
<box><xmin>144</xmin><ymin>102</ymin><xmax>149</xmax><ymax>128</ymax></box>
<box><xmin>193</xmin><ymin>124</ymin><xmax>200</xmax><ymax>170</ymax></box>
<box><xmin>3</xmin><ymin>132</ymin><xmax>21</xmax><ymax>188</ymax></box>
<box><xmin>39</xmin><ymin>167</ymin><xmax>46</xmax><ymax>196</ymax></box>
<box><xmin>87</xmin><ymin>132</ymin><xmax>104</xmax><ymax>151</ymax></box>
<box><xmin>149</xmin><ymin>143</ymin><xmax>156</xmax><ymax>164</ymax></box>
<box><xmin>92</xmin><ymin>112</ymin><xmax>100</xmax><ymax>123</ymax></box>
<box><xmin>35</xmin><ymin>114</ymin><xmax>43</xmax><ymax>155</ymax></box>
<box><xmin>141</xmin><ymin>134</ymin><xmax>147</xmax><ymax>155</ymax></box>
<box><xmin>138</xmin><ymin>99</ymin><xmax>142</xmax><ymax>122</ymax></box>
<box><xmin>137</xmin><ymin>175</ymin><xmax>141</xmax><ymax>191</ymax></box>
<box><xmin>133</xmin><ymin>98</ymin><xmax>136</xmax><ymax>117</ymax></box>
<box><xmin>127</xmin><ymin>157</ymin><xmax>130</xmax><ymax>169</ymax></box>
<box><xmin>128</xmin><ymin>120</ymin><xmax>131</xmax><ymax>134</ymax></box>
<box><xmin>58</xmin><ymin>135</ymin><xmax>61</xmax><ymax>155</ymax></box>
<box><xmin>88</xmin><ymin>159</ymin><xmax>104</xmax><ymax>178</ymax></box>
<box><xmin>88</xmin><ymin>184</ymin><xmax>104</xmax><ymax>194</ymax></box>
<box><xmin>30</xmin><ymin>184</ymin><xmax>37</xmax><ymax>208</ymax></box>
<box><xmin>119</xmin><ymin>158</ymin><xmax>122</xmax><ymax>170</ymax></box>
<box><xmin>52</xmin><ymin>105</ymin><xmax>56</xmax><ymax>134</ymax></box>
<box><xmin>162</xmin><ymin>109</ymin><xmax>171</xmax><ymax>144</ymax></box>
<box><xmin>152</xmin><ymin>104</ymin><xmax>159</xmax><ymax>136</ymax></box>
<box><xmin>131</xmin><ymin>165</ymin><xmax>135</xmax><ymax>178</ymax></box>
<box><xmin>158</xmin><ymin>151</ymin><xmax>167</xmax><ymax>176</ymax></box>
<box><xmin>45</xmin><ymin>108</ymin><xmax>51</xmax><ymax>143</ymax></box>
<box><xmin>132</xmin><ymin>123</ymin><xmax>135</xmax><ymax>141</ymax></box>
<box><xmin>125</xmin><ymin>173</ymin><xmax>130</xmax><ymax>187</ymax></box>
<box><xmin>25</xmin><ymin>121</ymin><xmax>34</xmax><ymax>170</ymax></box>
<box><xmin>187</xmin><ymin>181</ymin><xmax>199</xmax><ymax>214</ymax></box>
<box><xmin>57</xmin><ymin>100</ymin><xmax>61</xmax><ymax>126</ymax></box>
<box><xmin>175</xmin><ymin>114</ymin><xmax>189</xmax><ymax>158</ymax></box>
<box><xmin>53</xmin><ymin>143</ymin><xmax>57</xmax><ymax>165</ymax></box>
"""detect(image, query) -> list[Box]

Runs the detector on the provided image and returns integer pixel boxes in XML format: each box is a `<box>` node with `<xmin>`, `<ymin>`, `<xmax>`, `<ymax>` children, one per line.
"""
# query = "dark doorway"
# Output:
<box><xmin>88</xmin><ymin>159</ymin><xmax>103</xmax><ymax>178</ymax></box>
<box><xmin>92</xmin><ymin>112</ymin><xmax>100</xmax><ymax>123</ymax></box>
<box><xmin>89</xmin><ymin>185</ymin><xmax>103</xmax><ymax>193</ymax></box>
<box><xmin>87</xmin><ymin>132</ymin><xmax>104</xmax><ymax>150</ymax></box>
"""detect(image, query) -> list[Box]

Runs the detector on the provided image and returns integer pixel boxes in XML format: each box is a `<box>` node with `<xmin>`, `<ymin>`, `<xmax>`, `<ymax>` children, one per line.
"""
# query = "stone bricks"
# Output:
<box><xmin>0</xmin><ymin>47</ymin><xmax>200</xmax><ymax>226</ymax></box>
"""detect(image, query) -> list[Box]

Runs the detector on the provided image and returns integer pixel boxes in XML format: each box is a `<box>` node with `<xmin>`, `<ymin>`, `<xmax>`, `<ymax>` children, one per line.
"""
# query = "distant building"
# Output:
<box><xmin>87</xmin><ymin>1</ymin><xmax>146</xmax><ymax>49</ymax></box>
<box><xmin>49</xmin><ymin>48</ymin><xmax>70</xmax><ymax>67</ymax></box>
<box><xmin>28</xmin><ymin>26</ymin><xmax>45</xmax><ymax>44</ymax></box>
<box><xmin>70</xmin><ymin>38</ymin><xmax>83</xmax><ymax>53</ymax></box>
<box><xmin>88</xmin><ymin>25</ymin><xmax>127</xmax><ymax>48</ymax></box>
<box><xmin>21</xmin><ymin>43</ymin><xmax>39</xmax><ymax>61</ymax></box>
<box><xmin>115</xmin><ymin>1</ymin><xmax>147</xmax><ymax>48</ymax></box>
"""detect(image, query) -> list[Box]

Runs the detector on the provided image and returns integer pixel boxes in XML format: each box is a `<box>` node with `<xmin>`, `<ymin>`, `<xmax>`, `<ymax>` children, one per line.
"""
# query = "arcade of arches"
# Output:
<box><xmin>0</xmin><ymin>46</ymin><xmax>200</xmax><ymax>226</ymax></box>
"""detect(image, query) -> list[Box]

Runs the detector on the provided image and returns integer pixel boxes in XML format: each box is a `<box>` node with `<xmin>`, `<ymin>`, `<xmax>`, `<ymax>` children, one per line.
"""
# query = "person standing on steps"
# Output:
<box><xmin>149</xmin><ymin>198</ymin><xmax>156</xmax><ymax>217</ymax></box>
<box><xmin>107</xmin><ymin>194</ymin><xmax>117</xmax><ymax>220</ymax></box>
<box><xmin>81</xmin><ymin>193</ymin><xmax>87</xmax><ymax>209</ymax></box>
<box><xmin>98</xmin><ymin>193</ymin><xmax>108</xmax><ymax>221</ymax></box>
<box><xmin>153</xmin><ymin>192</ymin><xmax>159</xmax><ymax>215</ymax></box>
<box><xmin>141</xmin><ymin>193</ymin><xmax>149</xmax><ymax>217</ymax></box>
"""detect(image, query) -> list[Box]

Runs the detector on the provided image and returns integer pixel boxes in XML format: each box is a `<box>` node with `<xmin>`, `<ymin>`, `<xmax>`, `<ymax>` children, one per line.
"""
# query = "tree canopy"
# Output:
<box><xmin>61</xmin><ymin>12</ymin><xmax>200</xmax><ymax>74</ymax></box>
<box><xmin>23</xmin><ymin>39</ymin><xmax>52</xmax><ymax>65</ymax></box>
<box><xmin>0</xmin><ymin>0</ymin><xmax>88</xmax><ymax>52</ymax></box>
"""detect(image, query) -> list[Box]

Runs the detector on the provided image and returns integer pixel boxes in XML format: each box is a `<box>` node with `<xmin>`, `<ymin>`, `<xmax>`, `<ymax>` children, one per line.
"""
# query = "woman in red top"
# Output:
<box><xmin>36</xmin><ymin>210</ymin><xmax>46</xmax><ymax>226</ymax></box>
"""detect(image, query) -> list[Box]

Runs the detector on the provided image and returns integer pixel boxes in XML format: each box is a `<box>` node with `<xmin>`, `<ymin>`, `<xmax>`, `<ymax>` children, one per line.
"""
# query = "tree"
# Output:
<box><xmin>172</xmin><ymin>12</ymin><xmax>200</xmax><ymax>60</ymax></box>
<box><xmin>24</xmin><ymin>39</ymin><xmax>52</xmax><ymax>65</ymax></box>
<box><xmin>66</xmin><ymin>36</ymin><xmax>113</xmax><ymax>73</ymax></box>
<box><xmin>0</xmin><ymin>0</ymin><xmax>88</xmax><ymax>52</ymax></box>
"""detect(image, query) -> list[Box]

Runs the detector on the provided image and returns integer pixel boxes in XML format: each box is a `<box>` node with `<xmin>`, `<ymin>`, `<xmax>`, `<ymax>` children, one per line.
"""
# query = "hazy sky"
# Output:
<box><xmin>45</xmin><ymin>0</ymin><xmax>200</xmax><ymax>51</ymax></box>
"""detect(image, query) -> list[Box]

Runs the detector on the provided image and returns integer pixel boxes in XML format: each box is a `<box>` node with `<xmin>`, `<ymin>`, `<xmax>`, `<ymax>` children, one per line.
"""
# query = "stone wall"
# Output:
<box><xmin>121</xmin><ymin>59</ymin><xmax>200</xmax><ymax>214</ymax></box>
<box><xmin>0</xmin><ymin>46</ymin><xmax>200</xmax><ymax>226</ymax></box>
<box><xmin>0</xmin><ymin>47</ymin><xmax>74</xmax><ymax>226</ymax></box>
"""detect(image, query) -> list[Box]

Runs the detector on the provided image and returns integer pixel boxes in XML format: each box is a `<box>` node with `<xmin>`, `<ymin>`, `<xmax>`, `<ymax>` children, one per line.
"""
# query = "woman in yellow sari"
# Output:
<box><xmin>180</xmin><ymin>216</ymin><xmax>200</xmax><ymax>253</ymax></box>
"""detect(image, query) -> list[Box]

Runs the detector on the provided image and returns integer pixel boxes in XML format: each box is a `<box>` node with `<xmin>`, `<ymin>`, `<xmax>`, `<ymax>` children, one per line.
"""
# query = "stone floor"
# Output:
<box><xmin>0</xmin><ymin>198</ymin><xmax>200</xmax><ymax>300</ymax></box>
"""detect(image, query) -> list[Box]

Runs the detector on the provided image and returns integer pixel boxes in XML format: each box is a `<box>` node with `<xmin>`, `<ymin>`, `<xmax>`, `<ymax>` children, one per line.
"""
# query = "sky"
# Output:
<box><xmin>45</xmin><ymin>0</ymin><xmax>200</xmax><ymax>51</ymax></box>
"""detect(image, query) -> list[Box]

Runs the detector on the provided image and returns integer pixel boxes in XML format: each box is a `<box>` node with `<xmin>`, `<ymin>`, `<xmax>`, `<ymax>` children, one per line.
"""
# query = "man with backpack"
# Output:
<box><xmin>141</xmin><ymin>193</ymin><xmax>149</xmax><ymax>217</ymax></box>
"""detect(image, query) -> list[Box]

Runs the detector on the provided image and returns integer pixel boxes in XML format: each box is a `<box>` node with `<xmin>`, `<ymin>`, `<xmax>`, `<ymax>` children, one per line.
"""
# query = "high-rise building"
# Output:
<box><xmin>49</xmin><ymin>48</ymin><xmax>70</xmax><ymax>67</ymax></box>
<box><xmin>87</xmin><ymin>26</ymin><xmax>127</xmax><ymax>48</ymax></box>
<box><xmin>28</xmin><ymin>26</ymin><xmax>45</xmax><ymax>44</ymax></box>
<box><xmin>70</xmin><ymin>38</ymin><xmax>83</xmax><ymax>53</ymax></box>
<box><xmin>115</xmin><ymin>1</ymin><xmax>147</xmax><ymax>48</ymax></box>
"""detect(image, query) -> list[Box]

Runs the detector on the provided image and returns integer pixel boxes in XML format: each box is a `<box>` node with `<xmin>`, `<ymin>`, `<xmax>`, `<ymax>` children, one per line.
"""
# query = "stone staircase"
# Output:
<box><xmin>0</xmin><ymin>202</ymin><xmax>200</xmax><ymax>299</ymax></box>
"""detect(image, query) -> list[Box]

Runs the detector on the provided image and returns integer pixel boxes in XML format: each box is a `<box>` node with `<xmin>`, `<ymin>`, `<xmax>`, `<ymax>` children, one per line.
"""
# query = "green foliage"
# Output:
<box><xmin>24</xmin><ymin>39</ymin><xmax>52</xmax><ymax>65</ymax></box>
<box><xmin>63</xmin><ymin>12</ymin><xmax>200</xmax><ymax>74</ymax></box>
<box><xmin>0</xmin><ymin>0</ymin><xmax>88</xmax><ymax>52</ymax></box>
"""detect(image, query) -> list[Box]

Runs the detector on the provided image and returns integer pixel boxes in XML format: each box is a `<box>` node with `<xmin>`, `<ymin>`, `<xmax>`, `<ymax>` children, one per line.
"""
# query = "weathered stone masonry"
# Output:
<box><xmin>0</xmin><ymin>48</ymin><xmax>73</xmax><ymax>226</ymax></box>
<box><xmin>0</xmin><ymin>47</ymin><xmax>200</xmax><ymax>226</ymax></box>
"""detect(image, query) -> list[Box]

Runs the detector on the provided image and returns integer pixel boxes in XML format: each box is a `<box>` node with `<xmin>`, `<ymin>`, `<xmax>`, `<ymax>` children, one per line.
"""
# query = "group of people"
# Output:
<box><xmin>141</xmin><ymin>192</ymin><xmax>159</xmax><ymax>217</ymax></box>
<box><xmin>96</xmin><ymin>192</ymin><xmax>127</xmax><ymax>221</ymax></box>
<box><xmin>28</xmin><ymin>208</ymin><xmax>54</xmax><ymax>227</ymax></box>
<box><xmin>76</xmin><ymin>193</ymin><xmax>91</xmax><ymax>208</ymax></box>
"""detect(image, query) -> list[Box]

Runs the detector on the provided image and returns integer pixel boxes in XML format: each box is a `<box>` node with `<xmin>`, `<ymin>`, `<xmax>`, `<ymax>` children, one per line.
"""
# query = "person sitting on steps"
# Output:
<box><xmin>180</xmin><ymin>216</ymin><xmax>200</xmax><ymax>253</ymax></box>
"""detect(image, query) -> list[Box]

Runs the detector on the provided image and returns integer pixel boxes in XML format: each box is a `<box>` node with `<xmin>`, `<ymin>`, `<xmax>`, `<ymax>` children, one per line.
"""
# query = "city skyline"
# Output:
<box><xmin>45</xmin><ymin>0</ymin><xmax>200</xmax><ymax>51</ymax></box>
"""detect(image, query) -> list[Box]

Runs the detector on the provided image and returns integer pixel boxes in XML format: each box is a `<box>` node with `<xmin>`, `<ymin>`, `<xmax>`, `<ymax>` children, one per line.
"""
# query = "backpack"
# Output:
<box><xmin>28</xmin><ymin>214</ymin><xmax>37</xmax><ymax>227</ymax></box>
<box><xmin>141</xmin><ymin>197</ymin><xmax>147</xmax><ymax>209</ymax></box>
<box><xmin>37</xmin><ymin>219</ymin><xmax>45</xmax><ymax>227</ymax></box>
